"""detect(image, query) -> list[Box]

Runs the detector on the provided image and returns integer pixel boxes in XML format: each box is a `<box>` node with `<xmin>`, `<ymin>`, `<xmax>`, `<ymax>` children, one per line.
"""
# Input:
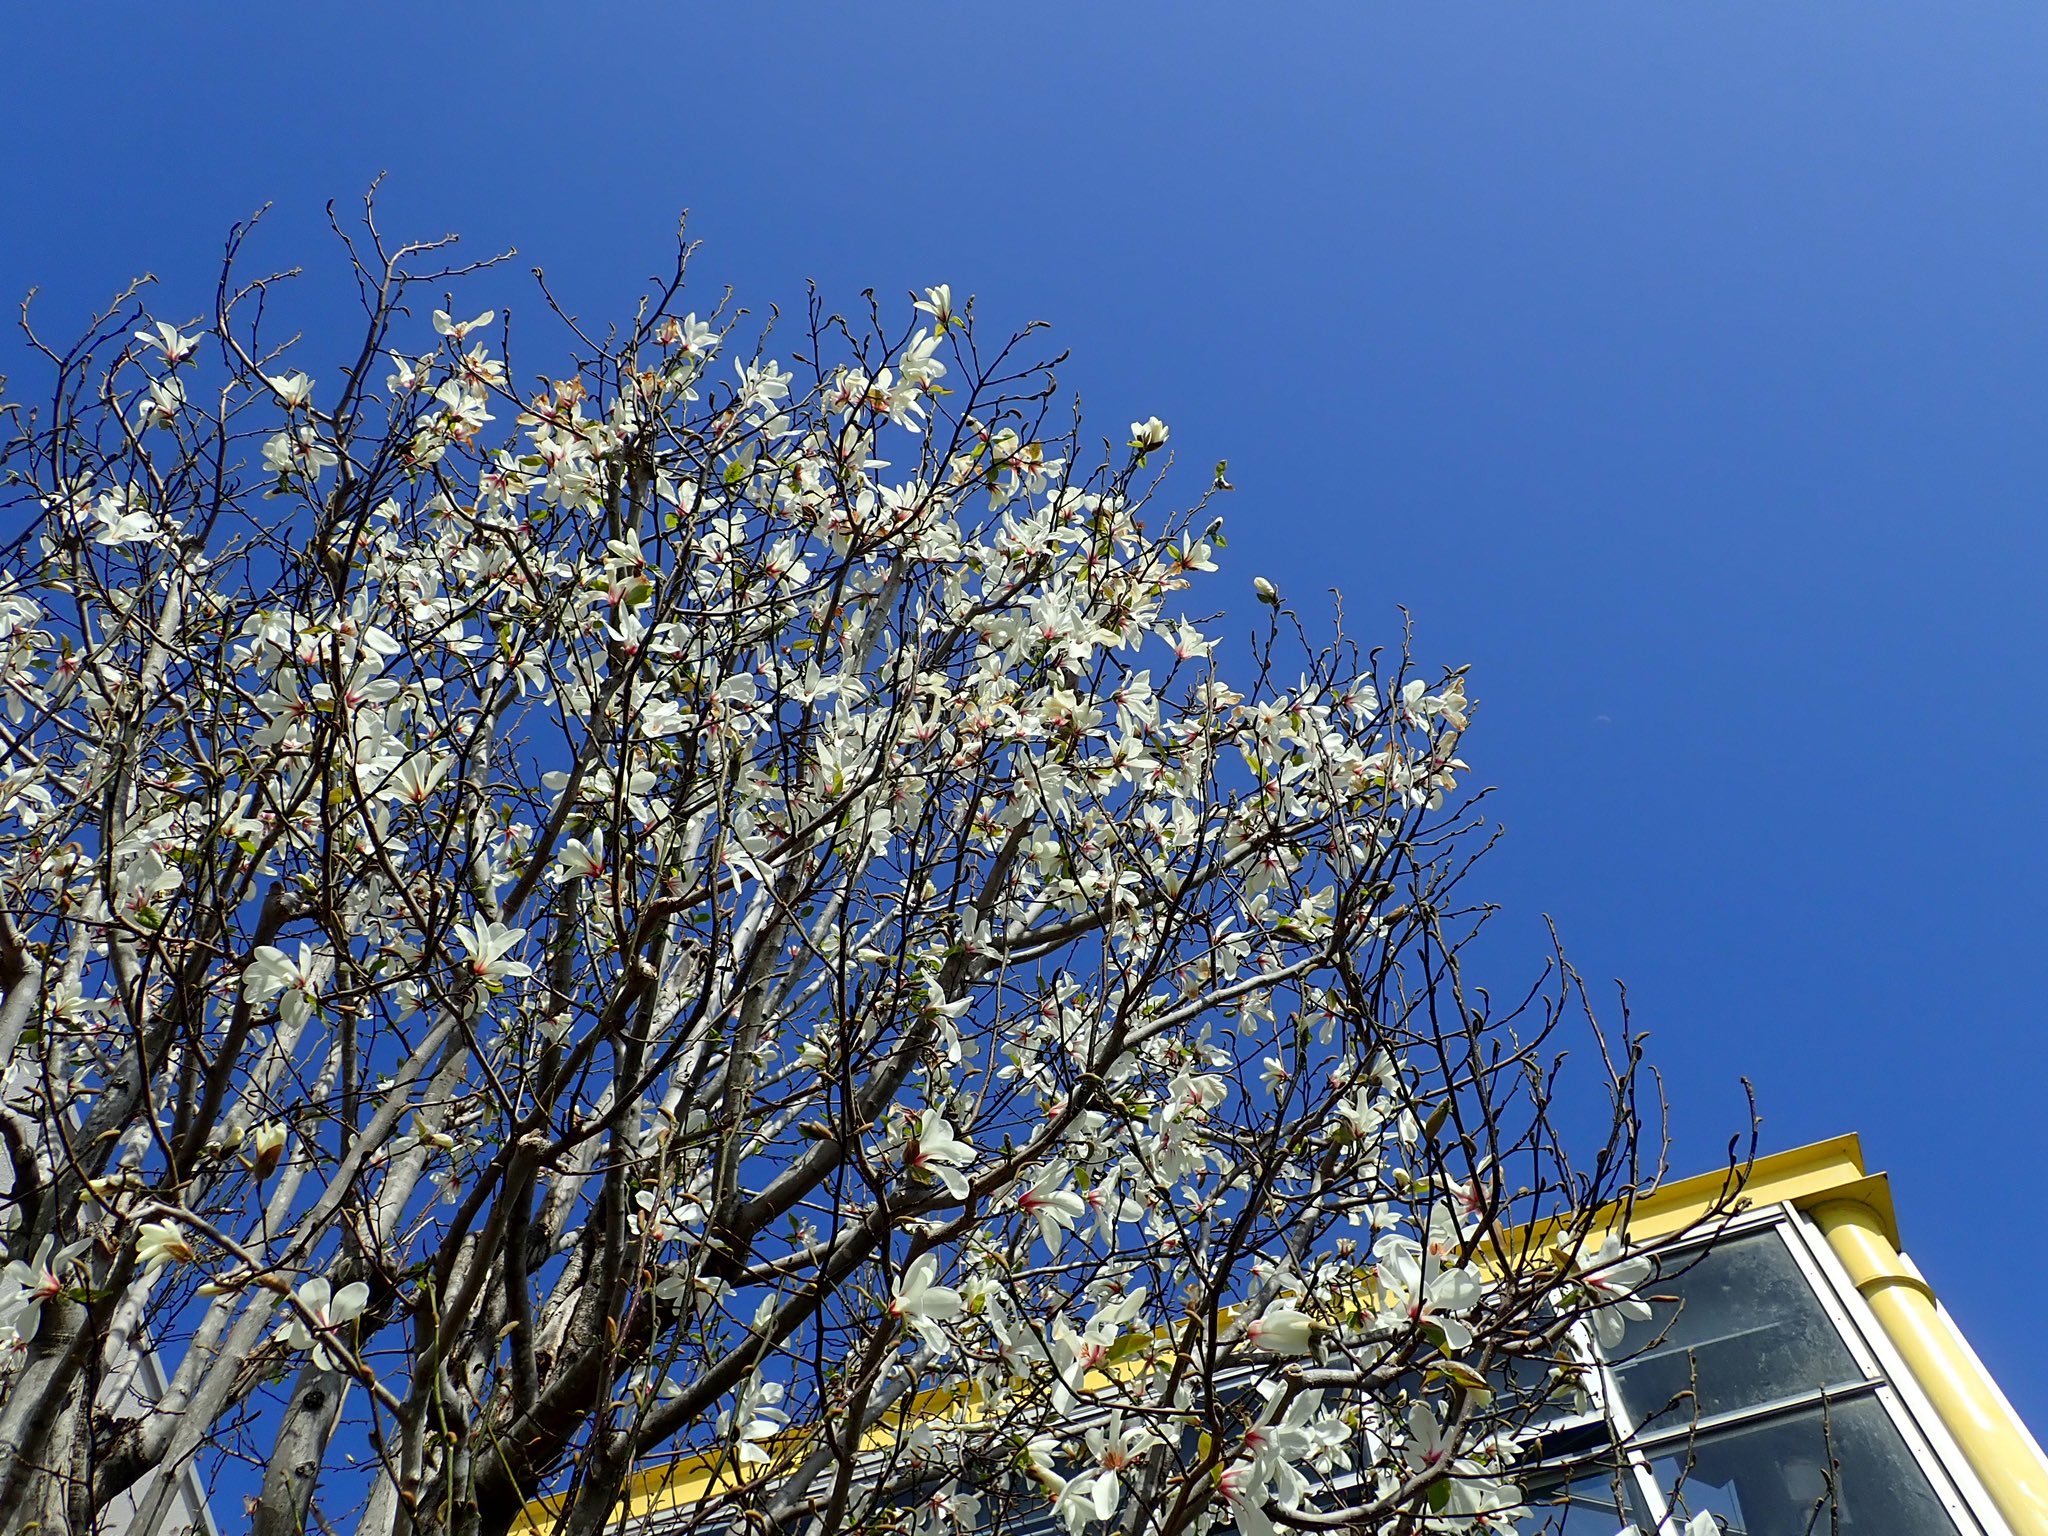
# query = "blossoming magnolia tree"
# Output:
<box><xmin>0</xmin><ymin>204</ymin><xmax>1731</xmax><ymax>1536</ymax></box>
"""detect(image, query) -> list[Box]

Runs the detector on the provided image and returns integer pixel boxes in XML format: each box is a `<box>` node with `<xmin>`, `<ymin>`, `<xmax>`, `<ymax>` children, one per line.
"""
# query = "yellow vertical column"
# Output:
<box><xmin>1810</xmin><ymin>1197</ymin><xmax>2048</xmax><ymax>1535</ymax></box>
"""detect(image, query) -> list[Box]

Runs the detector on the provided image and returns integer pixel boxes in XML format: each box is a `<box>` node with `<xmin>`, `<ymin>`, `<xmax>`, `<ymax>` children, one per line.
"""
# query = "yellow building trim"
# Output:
<box><xmin>1495</xmin><ymin>1134</ymin><xmax>1871</xmax><ymax>1267</ymax></box>
<box><xmin>1808</xmin><ymin>1193</ymin><xmax>2048</xmax><ymax>1536</ymax></box>
<box><xmin>510</xmin><ymin>1377</ymin><xmax>995</xmax><ymax>1531</ymax></box>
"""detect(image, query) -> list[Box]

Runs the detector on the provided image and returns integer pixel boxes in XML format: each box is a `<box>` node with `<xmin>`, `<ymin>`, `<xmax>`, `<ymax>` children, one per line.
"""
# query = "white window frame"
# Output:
<box><xmin>1779</xmin><ymin>1204</ymin><xmax>2012</xmax><ymax>1536</ymax></box>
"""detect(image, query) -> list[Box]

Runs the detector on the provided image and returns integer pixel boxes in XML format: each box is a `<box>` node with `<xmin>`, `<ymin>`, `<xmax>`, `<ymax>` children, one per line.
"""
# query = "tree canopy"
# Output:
<box><xmin>0</xmin><ymin>205</ymin><xmax>1726</xmax><ymax>1536</ymax></box>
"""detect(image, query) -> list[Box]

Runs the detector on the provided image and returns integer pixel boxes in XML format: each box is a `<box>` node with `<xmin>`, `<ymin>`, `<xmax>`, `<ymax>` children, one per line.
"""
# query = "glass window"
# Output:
<box><xmin>1608</xmin><ymin>1230</ymin><xmax>1863</xmax><ymax>1425</ymax></box>
<box><xmin>1491</xmin><ymin>1344</ymin><xmax>1595</xmax><ymax>1430</ymax></box>
<box><xmin>1645</xmin><ymin>1395</ymin><xmax>1960</xmax><ymax>1536</ymax></box>
<box><xmin>979</xmin><ymin>1483</ymin><xmax>1061</xmax><ymax>1536</ymax></box>
<box><xmin>1518</xmin><ymin>1459</ymin><xmax>1650</xmax><ymax>1536</ymax></box>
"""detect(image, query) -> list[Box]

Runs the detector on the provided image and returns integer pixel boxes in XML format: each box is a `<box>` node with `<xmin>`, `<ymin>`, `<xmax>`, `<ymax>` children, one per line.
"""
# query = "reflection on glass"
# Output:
<box><xmin>1518</xmin><ymin>1461</ymin><xmax>1648</xmax><ymax>1536</ymax></box>
<box><xmin>1646</xmin><ymin>1396</ymin><xmax>1958</xmax><ymax>1536</ymax></box>
<box><xmin>1610</xmin><ymin>1231</ymin><xmax>1861</xmax><ymax>1424</ymax></box>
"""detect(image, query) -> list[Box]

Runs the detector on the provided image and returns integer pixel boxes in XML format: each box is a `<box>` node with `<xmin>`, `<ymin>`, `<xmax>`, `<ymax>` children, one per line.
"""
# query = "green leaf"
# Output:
<box><xmin>1100</xmin><ymin>1332</ymin><xmax>1151</xmax><ymax>1368</ymax></box>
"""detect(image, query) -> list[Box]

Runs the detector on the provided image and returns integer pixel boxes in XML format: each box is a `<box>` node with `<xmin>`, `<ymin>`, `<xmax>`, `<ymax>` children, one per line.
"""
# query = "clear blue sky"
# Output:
<box><xmin>6</xmin><ymin>4</ymin><xmax>2044</xmax><ymax>1426</ymax></box>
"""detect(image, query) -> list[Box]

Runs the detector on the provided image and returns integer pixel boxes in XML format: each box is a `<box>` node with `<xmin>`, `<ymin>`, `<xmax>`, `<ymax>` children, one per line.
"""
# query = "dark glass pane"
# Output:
<box><xmin>1491</xmin><ymin>1349</ymin><xmax>1589</xmax><ymax>1429</ymax></box>
<box><xmin>980</xmin><ymin>1482</ymin><xmax>1062</xmax><ymax>1536</ymax></box>
<box><xmin>1518</xmin><ymin>1461</ymin><xmax>1649</xmax><ymax>1536</ymax></box>
<box><xmin>1610</xmin><ymin>1230</ymin><xmax>1861</xmax><ymax>1424</ymax></box>
<box><xmin>1646</xmin><ymin>1395</ymin><xmax>1960</xmax><ymax>1536</ymax></box>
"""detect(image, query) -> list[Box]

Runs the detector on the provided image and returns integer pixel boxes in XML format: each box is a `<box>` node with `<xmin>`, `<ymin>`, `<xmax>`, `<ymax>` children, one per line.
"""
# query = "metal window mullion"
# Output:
<box><xmin>1577</xmin><ymin>1314</ymin><xmax>1673</xmax><ymax>1533</ymax></box>
<box><xmin>1624</xmin><ymin>1377</ymin><xmax>1884</xmax><ymax>1453</ymax></box>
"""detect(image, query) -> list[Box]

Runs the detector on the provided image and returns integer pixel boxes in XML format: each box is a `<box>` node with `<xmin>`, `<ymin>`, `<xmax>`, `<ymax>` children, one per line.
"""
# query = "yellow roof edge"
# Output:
<box><xmin>508</xmin><ymin>1450</ymin><xmax>753</xmax><ymax>1535</ymax></box>
<box><xmin>1619</xmin><ymin>1132</ymin><xmax>1882</xmax><ymax>1246</ymax></box>
<box><xmin>1500</xmin><ymin>1133</ymin><xmax>1882</xmax><ymax>1265</ymax></box>
<box><xmin>509</xmin><ymin>1376</ymin><xmax>989</xmax><ymax>1532</ymax></box>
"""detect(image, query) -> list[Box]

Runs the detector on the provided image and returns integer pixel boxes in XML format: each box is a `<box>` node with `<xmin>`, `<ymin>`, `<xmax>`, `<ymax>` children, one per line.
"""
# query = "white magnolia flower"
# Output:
<box><xmin>1376</xmin><ymin>1231</ymin><xmax>1483</xmax><ymax>1352</ymax></box>
<box><xmin>432</xmin><ymin>308</ymin><xmax>496</xmax><ymax>342</ymax></box>
<box><xmin>386</xmin><ymin>351</ymin><xmax>434</xmax><ymax>394</ymax></box>
<box><xmin>283</xmin><ymin>1276</ymin><xmax>370</xmax><ymax>1372</ymax></box>
<box><xmin>1245</xmin><ymin>1303</ymin><xmax>1317</xmax><ymax>1356</ymax></box>
<box><xmin>903</xmin><ymin>1109</ymin><xmax>975</xmax><ymax>1199</ymax></box>
<box><xmin>658</xmin><ymin>312</ymin><xmax>719</xmax><ymax>360</ymax></box>
<box><xmin>135</xmin><ymin>376</ymin><xmax>185</xmax><ymax>431</ymax></box>
<box><xmin>622</xmin><ymin>1364</ymin><xmax>684</xmax><ymax>1409</ymax></box>
<box><xmin>87</xmin><ymin>487</ymin><xmax>158</xmax><ymax>547</ymax></box>
<box><xmin>553</xmin><ymin>834</ymin><xmax>605</xmax><ymax>880</ymax></box>
<box><xmin>889</xmin><ymin>1254</ymin><xmax>963</xmax><ymax>1351</ymax></box>
<box><xmin>717</xmin><ymin>1376</ymin><xmax>789</xmax><ymax>1464</ymax></box>
<box><xmin>243</xmin><ymin>943</ymin><xmax>322</xmax><ymax>1026</ymax></box>
<box><xmin>262</xmin><ymin>425</ymin><xmax>338</xmax><ymax>480</ymax></box>
<box><xmin>1084</xmin><ymin>1412</ymin><xmax>1159</xmax><ymax>1473</ymax></box>
<box><xmin>133</xmin><ymin>320</ymin><xmax>203</xmax><ymax>366</ymax></box>
<box><xmin>136</xmin><ymin>1220</ymin><xmax>195</xmax><ymax>1273</ymax></box>
<box><xmin>630</xmin><ymin>1188</ymin><xmax>707</xmax><ymax>1244</ymax></box>
<box><xmin>244</xmin><ymin>944</ymin><xmax>322</xmax><ymax>1027</ymax></box>
<box><xmin>1020</xmin><ymin>1439</ymin><xmax>1116</xmax><ymax>1536</ymax></box>
<box><xmin>1397</xmin><ymin>1403</ymin><xmax>1520</xmax><ymax>1521</ymax></box>
<box><xmin>453</xmin><ymin>919</ymin><xmax>533</xmax><ymax>989</ymax></box>
<box><xmin>1216</xmin><ymin>1458</ymin><xmax>1280</xmax><ymax>1536</ymax></box>
<box><xmin>0</xmin><ymin>1236</ymin><xmax>90</xmax><ymax>1343</ymax></box>
<box><xmin>1015</xmin><ymin>1165</ymin><xmax>1087</xmax><ymax>1256</ymax></box>
<box><xmin>913</xmin><ymin>283</ymin><xmax>955</xmax><ymax>332</ymax></box>
<box><xmin>378</xmin><ymin>754</ymin><xmax>452</xmax><ymax>807</ymax></box>
<box><xmin>1577</xmin><ymin>1234</ymin><xmax>1655</xmax><ymax>1349</ymax></box>
<box><xmin>1060</xmin><ymin>1469</ymin><xmax>1119</xmax><ymax>1534</ymax></box>
<box><xmin>247</xmin><ymin>1122</ymin><xmax>290</xmax><ymax>1180</ymax></box>
<box><xmin>265</xmin><ymin>371</ymin><xmax>315</xmax><ymax>409</ymax></box>
<box><xmin>1399</xmin><ymin>1400</ymin><xmax>1462</xmax><ymax>1476</ymax></box>
<box><xmin>1166</xmin><ymin>619</ymin><xmax>1214</xmax><ymax>662</ymax></box>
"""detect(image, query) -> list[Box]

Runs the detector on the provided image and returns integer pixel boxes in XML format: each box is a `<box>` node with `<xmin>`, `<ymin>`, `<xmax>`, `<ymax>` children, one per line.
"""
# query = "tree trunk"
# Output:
<box><xmin>253</xmin><ymin>1364</ymin><xmax>348</xmax><ymax>1536</ymax></box>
